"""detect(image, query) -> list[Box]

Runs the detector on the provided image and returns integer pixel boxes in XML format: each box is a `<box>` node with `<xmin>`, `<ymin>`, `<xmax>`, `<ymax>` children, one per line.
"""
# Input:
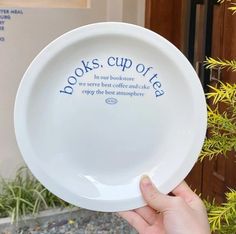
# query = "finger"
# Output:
<box><xmin>140</xmin><ymin>175</ymin><xmax>172</xmax><ymax>212</ymax></box>
<box><xmin>134</xmin><ymin>206</ymin><xmax>158</xmax><ymax>225</ymax></box>
<box><xmin>172</xmin><ymin>181</ymin><xmax>199</xmax><ymax>203</ymax></box>
<box><xmin>118</xmin><ymin>211</ymin><xmax>149</xmax><ymax>233</ymax></box>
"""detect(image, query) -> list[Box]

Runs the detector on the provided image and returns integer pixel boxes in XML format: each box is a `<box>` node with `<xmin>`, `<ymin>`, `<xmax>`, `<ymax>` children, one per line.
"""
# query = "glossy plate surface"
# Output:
<box><xmin>14</xmin><ymin>22</ymin><xmax>207</xmax><ymax>211</ymax></box>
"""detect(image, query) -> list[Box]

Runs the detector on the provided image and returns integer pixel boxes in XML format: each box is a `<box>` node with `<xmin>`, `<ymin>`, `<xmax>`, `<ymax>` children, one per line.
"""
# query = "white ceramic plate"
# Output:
<box><xmin>14</xmin><ymin>22</ymin><xmax>207</xmax><ymax>212</ymax></box>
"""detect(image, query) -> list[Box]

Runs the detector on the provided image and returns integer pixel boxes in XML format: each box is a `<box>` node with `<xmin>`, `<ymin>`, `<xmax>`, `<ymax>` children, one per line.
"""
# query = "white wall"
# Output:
<box><xmin>0</xmin><ymin>0</ymin><xmax>145</xmax><ymax>178</ymax></box>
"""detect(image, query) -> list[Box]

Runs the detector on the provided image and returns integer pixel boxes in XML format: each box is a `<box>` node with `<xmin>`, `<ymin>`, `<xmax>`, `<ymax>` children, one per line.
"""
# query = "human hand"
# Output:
<box><xmin>119</xmin><ymin>176</ymin><xmax>210</xmax><ymax>234</ymax></box>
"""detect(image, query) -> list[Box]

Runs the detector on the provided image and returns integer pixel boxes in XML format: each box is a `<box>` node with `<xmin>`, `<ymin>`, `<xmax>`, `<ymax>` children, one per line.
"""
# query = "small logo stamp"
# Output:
<box><xmin>105</xmin><ymin>97</ymin><xmax>118</xmax><ymax>105</ymax></box>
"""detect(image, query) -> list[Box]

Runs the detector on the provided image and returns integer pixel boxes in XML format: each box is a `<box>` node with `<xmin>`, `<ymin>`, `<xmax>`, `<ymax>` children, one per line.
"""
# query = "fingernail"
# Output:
<box><xmin>140</xmin><ymin>175</ymin><xmax>152</xmax><ymax>187</ymax></box>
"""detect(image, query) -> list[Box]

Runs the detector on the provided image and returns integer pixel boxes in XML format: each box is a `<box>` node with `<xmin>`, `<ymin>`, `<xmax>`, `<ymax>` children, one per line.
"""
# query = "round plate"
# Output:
<box><xmin>14</xmin><ymin>22</ymin><xmax>207</xmax><ymax>212</ymax></box>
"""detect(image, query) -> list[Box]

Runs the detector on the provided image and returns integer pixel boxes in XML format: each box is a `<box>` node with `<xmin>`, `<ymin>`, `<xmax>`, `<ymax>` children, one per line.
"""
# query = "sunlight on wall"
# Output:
<box><xmin>0</xmin><ymin>0</ymin><xmax>89</xmax><ymax>8</ymax></box>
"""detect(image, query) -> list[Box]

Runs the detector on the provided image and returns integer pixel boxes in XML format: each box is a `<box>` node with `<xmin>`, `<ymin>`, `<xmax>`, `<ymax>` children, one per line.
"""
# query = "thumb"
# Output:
<box><xmin>140</xmin><ymin>175</ymin><xmax>171</xmax><ymax>212</ymax></box>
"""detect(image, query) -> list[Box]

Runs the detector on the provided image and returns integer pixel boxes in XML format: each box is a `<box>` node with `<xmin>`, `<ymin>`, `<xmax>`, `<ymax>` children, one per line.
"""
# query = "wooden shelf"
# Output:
<box><xmin>0</xmin><ymin>0</ymin><xmax>89</xmax><ymax>8</ymax></box>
